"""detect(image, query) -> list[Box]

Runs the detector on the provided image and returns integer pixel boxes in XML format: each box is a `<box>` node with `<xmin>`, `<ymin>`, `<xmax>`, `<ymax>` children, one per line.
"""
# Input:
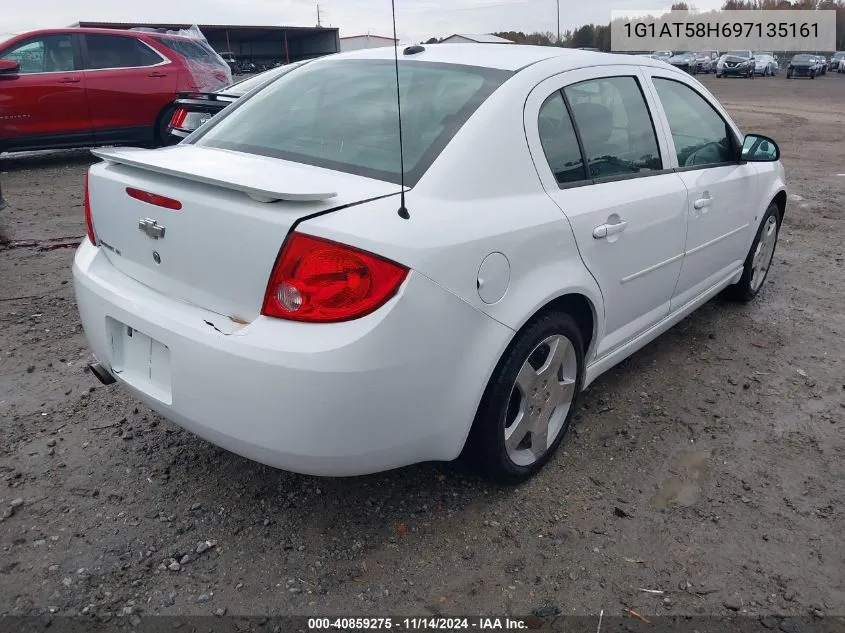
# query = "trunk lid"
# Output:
<box><xmin>87</xmin><ymin>145</ymin><xmax>400</xmax><ymax>322</ymax></box>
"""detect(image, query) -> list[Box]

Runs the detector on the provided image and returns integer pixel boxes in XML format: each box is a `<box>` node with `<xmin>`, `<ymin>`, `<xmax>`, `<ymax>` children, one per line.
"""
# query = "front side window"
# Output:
<box><xmin>563</xmin><ymin>76</ymin><xmax>662</xmax><ymax>179</ymax></box>
<box><xmin>652</xmin><ymin>77</ymin><xmax>735</xmax><ymax>167</ymax></box>
<box><xmin>194</xmin><ymin>59</ymin><xmax>510</xmax><ymax>186</ymax></box>
<box><xmin>85</xmin><ymin>35</ymin><xmax>162</xmax><ymax>70</ymax></box>
<box><xmin>537</xmin><ymin>91</ymin><xmax>586</xmax><ymax>184</ymax></box>
<box><xmin>1</xmin><ymin>35</ymin><xmax>75</xmax><ymax>74</ymax></box>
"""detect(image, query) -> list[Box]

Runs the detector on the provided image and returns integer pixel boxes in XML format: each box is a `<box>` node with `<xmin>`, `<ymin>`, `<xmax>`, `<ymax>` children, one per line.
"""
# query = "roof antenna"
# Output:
<box><xmin>391</xmin><ymin>0</ymin><xmax>410</xmax><ymax>220</ymax></box>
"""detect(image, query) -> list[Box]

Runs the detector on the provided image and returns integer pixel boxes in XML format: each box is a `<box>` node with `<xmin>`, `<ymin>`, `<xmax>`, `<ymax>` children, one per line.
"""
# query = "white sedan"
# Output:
<box><xmin>74</xmin><ymin>44</ymin><xmax>787</xmax><ymax>483</ymax></box>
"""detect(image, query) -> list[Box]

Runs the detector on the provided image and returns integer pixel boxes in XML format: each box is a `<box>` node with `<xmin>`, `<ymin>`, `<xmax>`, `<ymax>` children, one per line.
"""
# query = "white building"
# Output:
<box><xmin>440</xmin><ymin>33</ymin><xmax>513</xmax><ymax>44</ymax></box>
<box><xmin>340</xmin><ymin>34</ymin><xmax>398</xmax><ymax>52</ymax></box>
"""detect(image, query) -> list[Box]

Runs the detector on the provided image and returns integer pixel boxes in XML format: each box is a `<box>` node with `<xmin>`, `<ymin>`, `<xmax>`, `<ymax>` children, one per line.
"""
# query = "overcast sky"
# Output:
<box><xmin>2</xmin><ymin>0</ymin><xmax>725</xmax><ymax>44</ymax></box>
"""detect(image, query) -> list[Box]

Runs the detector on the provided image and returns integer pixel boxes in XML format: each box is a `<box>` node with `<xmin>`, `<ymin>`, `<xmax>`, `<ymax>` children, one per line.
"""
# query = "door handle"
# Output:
<box><xmin>593</xmin><ymin>220</ymin><xmax>628</xmax><ymax>239</ymax></box>
<box><xmin>148</xmin><ymin>72</ymin><xmax>168</xmax><ymax>78</ymax></box>
<box><xmin>58</xmin><ymin>77</ymin><xmax>81</xmax><ymax>83</ymax></box>
<box><xmin>693</xmin><ymin>196</ymin><xmax>713</xmax><ymax>210</ymax></box>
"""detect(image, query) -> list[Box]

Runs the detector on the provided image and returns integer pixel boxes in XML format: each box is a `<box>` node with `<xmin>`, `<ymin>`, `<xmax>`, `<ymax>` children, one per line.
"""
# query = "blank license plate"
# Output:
<box><xmin>107</xmin><ymin>318</ymin><xmax>172</xmax><ymax>404</ymax></box>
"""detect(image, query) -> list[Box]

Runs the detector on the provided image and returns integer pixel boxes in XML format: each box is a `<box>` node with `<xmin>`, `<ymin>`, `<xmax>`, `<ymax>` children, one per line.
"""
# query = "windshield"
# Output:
<box><xmin>194</xmin><ymin>59</ymin><xmax>510</xmax><ymax>186</ymax></box>
<box><xmin>219</xmin><ymin>62</ymin><xmax>308</xmax><ymax>97</ymax></box>
<box><xmin>832</xmin><ymin>52</ymin><xmax>845</xmax><ymax>59</ymax></box>
<box><xmin>727</xmin><ymin>51</ymin><xmax>751</xmax><ymax>58</ymax></box>
<box><xmin>792</xmin><ymin>54</ymin><xmax>812</xmax><ymax>62</ymax></box>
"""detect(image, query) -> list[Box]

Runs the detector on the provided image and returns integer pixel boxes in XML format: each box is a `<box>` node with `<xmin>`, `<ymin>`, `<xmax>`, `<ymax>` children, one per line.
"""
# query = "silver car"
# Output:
<box><xmin>753</xmin><ymin>53</ymin><xmax>778</xmax><ymax>76</ymax></box>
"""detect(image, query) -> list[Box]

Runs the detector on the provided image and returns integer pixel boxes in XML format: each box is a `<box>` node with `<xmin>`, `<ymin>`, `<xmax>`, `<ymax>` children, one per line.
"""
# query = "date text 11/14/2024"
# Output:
<box><xmin>307</xmin><ymin>617</ymin><xmax>529</xmax><ymax>630</ymax></box>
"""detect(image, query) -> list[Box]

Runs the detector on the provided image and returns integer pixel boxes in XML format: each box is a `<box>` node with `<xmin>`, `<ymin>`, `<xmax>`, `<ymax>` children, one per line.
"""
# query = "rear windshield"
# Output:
<box><xmin>156</xmin><ymin>36</ymin><xmax>219</xmax><ymax>65</ymax></box>
<box><xmin>193</xmin><ymin>59</ymin><xmax>511</xmax><ymax>186</ymax></box>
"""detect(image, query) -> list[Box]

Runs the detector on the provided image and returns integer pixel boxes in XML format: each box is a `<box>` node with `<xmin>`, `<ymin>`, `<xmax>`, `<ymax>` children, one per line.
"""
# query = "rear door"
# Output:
<box><xmin>80</xmin><ymin>33</ymin><xmax>177</xmax><ymax>142</ymax></box>
<box><xmin>642</xmin><ymin>69</ymin><xmax>758</xmax><ymax>310</ymax></box>
<box><xmin>525</xmin><ymin>65</ymin><xmax>689</xmax><ymax>359</ymax></box>
<box><xmin>0</xmin><ymin>33</ymin><xmax>91</xmax><ymax>148</ymax></box>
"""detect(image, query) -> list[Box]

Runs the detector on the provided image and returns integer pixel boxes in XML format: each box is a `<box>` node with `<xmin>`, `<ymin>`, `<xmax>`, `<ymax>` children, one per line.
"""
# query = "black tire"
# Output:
<box><xmin>464</xmin><ymin>311</ymin><xmax>585</xmax><ymax>484</ymax></box>
<box><xmin>810</xmin><ymin>71</ymin><xmax>816</xmax><ymax>79</ymax></box>
<box><xmin>155</xmin><ymin>106</ymin><xmax>177</xmax><ymax>147</ymax></box>
<box><xmin>724</xmin><ymin>202</ymin><xmax>781</xmax><ymax>302</ymax></box>
<box><xmin>786</xmin><ymin>72</ymin><xmax>792</xmax><ymax>79</ymax></box>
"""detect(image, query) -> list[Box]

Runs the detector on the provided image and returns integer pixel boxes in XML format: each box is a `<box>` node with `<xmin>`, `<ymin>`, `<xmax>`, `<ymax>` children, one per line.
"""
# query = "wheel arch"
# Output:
<box><xmin>772</xmin><ymin>189</ymin><xmax>787</xmax><ymax>223</ymax></box>
<box><xmin>459</xmin><ymin>289</ymin><xmax>600</xmax><ymax>462</ymax></box>
<box><xmin>473</xmin><ymin>287</ymin><xmax>601</xmax><ymax>415</ymax></box>
<box><xmin>535</xmin><ymin>292</ymin><xmax>597</xmax><ymax>361</ymax></box>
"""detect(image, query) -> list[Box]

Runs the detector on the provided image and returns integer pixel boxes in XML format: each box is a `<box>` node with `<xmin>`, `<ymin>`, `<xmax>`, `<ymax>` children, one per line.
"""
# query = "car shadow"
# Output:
<box><xmin>152</xmin><ymin>292</ymin><xmax>748</xmax><ymax>543</ymax></box>
<box><xmin>0</xmin><ymin>149</ymin><xmax>98</xmax><ymax>172</ymax></box>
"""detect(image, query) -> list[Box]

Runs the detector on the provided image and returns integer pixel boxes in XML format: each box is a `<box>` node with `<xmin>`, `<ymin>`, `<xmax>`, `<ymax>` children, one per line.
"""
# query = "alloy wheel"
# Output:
<box><xmin>750</xmin><ymin>215</ymin><xmax>778</xmax><ymax>292</ymax></box>
<box><xmin>503</xmin><ymin>335</ymin><xmax>578</xmax><ymax>466</ymax></box>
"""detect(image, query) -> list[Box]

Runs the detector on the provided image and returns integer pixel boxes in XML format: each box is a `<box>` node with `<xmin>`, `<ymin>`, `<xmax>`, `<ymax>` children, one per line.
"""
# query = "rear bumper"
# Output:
<box><xmin>73</xmin><ymin>240</ymin><xmax>512</xmax><ymax>476</ymax></box>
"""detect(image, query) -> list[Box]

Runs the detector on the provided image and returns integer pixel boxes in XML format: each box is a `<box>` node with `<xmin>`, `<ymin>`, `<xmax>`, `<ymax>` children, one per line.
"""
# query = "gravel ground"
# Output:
<box><xmin>1</xmin><ymin>74</ymin><xmax>844</xmax><ymax>622</ymax></box>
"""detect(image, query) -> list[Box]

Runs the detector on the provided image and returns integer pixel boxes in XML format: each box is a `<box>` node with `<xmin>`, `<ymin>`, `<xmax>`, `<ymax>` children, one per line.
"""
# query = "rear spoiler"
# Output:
<box><xmin>91</xmin><ymin>146</ymin><xmax>338</xmax><ymax>203</ymax></box>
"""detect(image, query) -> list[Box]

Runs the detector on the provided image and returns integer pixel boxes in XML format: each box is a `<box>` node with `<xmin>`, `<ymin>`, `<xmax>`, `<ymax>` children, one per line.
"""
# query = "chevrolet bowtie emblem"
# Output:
<box><xmin>138</xmin><ymin>218</ymin><xmax>165</xmax><ymax>239</ymax></box>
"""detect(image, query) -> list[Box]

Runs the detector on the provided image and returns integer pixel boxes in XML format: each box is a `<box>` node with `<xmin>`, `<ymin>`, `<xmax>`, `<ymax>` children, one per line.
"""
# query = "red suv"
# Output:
<box><xmin>0</xmin><ymin>28</ymin><xmax>231</xmax><ymax>153</ymax></box>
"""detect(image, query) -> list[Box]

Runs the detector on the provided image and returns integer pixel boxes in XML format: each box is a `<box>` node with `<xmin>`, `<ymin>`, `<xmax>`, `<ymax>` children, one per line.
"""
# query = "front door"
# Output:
<box><xmin>643</xmin><ymin>70</ymin><xmax>759</xmax><ymax>308</ymax></box>
<box><xmin>525</xmin><ymin>66</ymin><xmax>689</xmax><ymax>359</ymax></box>
<box><xmin>0</xmin><ymin>33</ymin><xmax>91</xmax><ymax>150</ymax></box>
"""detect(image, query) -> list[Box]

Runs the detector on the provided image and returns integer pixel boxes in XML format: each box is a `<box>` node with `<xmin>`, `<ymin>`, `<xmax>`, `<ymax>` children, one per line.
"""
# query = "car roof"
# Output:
<box><xmin>2</xmin><ymin>27</ymin><xmax>194</xmax><ymax>42</ymax></box>
<box><xmin>329</xmin><ymin>43</ymin><xmax>671</xmax><ymax>72</ymax></box>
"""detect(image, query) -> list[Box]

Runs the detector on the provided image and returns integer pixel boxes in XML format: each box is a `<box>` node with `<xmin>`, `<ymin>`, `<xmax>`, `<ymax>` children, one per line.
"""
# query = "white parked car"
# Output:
<box><xmin>753</xmin><ymin>53</ymin><xmax>778</xmax><ymax>76</ymax></box>
<box><xmin>74</xmin><ymin>45</ymin><xmax>787</xmax><ymax>483</ymax></box>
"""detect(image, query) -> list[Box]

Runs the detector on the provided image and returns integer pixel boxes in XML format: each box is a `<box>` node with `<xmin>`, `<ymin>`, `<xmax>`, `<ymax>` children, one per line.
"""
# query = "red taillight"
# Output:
<box><xmin>126</xmin><ymin>187</ymin><xmax>182</xmax><ymax>211</ymax></box>
<box><xmin>261</xmin><ymin>233</ymin><xmax>409</xmax><ymax>323</ymax></box>
<box><xmin>84</xmin><ymin>172</ymin><xmax>96</xmax><ymax>245</ymax></box>
<box><xmin>170</xmin><ymin>107</ymin><xmax>188</xmax><ymax>129</ymax></box>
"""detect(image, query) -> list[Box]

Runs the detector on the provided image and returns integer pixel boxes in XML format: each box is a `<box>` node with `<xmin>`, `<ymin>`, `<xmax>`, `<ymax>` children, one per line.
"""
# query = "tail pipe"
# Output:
<box><xmin>88</xmin><ymin>362</ymin><xmax>116</xmax><ymax>385</ymax></box>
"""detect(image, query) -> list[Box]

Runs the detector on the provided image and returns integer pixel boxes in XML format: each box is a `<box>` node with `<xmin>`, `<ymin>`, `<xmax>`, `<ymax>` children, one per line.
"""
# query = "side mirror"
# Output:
<box><xmin>742</xmin><ymin>134</ymin><xmax>780</xmax><ymax>162</ymax></box>
<box><xmin>0</xmin><ymin>59</ymin><xmax>20</xmax><ymax>75</ymax></box>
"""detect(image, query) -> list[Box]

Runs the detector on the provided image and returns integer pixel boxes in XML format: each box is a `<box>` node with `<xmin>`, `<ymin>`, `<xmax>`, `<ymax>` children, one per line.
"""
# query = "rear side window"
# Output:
<box><xmin>652</xmin><ymin>78</ymin><xmax>735</xmax><ymax>167</ymax></box>
<box><xmin>85</xmin><ymin>34</ymin><xmax>162</xmax><ymax>69</ymax></box>
<box><xmin>537</xmin><ymin>91</ymin><xmax>586</xmax><ymax>184</ymax></box>
<box><xmin>1</xmin><ymin>35</ymin><xmax>76</xmax><ymax>73</ymax></box>
<box><xmin>564</xmin><ymin>76</ymin><xmax>662</xmax><ymax>179</ymax></box>
<box><xmin>194</xmin><ymin>59</ymin><xmax>510</xmax><ymax>186</ymax></box>
<box><xmin>156</xmin><ymin>37</ymin><xmax>218</xmax><ymax>65</ymax></box>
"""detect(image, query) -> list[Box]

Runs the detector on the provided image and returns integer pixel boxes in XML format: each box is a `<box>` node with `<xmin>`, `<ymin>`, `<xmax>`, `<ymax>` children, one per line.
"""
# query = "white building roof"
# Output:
<box><xmin>443</xmin><ymin>33</ymin><xmax>514</xmax><ymax>44</ymax></box>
